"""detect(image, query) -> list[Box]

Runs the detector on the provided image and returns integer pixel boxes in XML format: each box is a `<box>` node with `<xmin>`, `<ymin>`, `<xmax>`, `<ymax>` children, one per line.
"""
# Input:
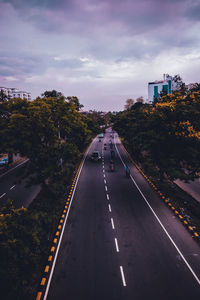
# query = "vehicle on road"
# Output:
<box><xmin>0</xmin><ymin>157</ymin><xmax>8</xmax><ymax>167</ymax></box>
<box><xmin>99</xmin><ymin>133</ymin><xmax>104</xmax><ymax>138</ymax></box>
<box><xmin>104</xmin><ymin>143</ymin><xmax>107</xmax><ymax>150</ymax></box>
<box><xmin>125</xmin><ymin>165</ymin><xmax>130</xmax><ymax>177</ymax></box>
<box><xmin>90</xmin><ymin>151</ymin><xmax>101</xmax><ymax>162</ymax></box>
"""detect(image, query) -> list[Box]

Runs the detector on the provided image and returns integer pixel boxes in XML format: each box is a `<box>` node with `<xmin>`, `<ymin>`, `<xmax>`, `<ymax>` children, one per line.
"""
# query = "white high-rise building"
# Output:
<box><xmin>148</xmin><ymin>74</ymin><xmax>181</xmax><ymax>103</ymax></box>
<box><xmin>0</xmin><ymin>87</ymin><xmax>31</xmax><ymax>100</ymax></box>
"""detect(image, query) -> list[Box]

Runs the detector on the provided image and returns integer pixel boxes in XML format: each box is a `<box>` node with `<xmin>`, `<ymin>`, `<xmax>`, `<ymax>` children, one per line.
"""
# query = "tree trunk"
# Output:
<box><xmin>8</xmin><ymin>152</ymin><xmax>13</xmax><ymax>164</ymax></box>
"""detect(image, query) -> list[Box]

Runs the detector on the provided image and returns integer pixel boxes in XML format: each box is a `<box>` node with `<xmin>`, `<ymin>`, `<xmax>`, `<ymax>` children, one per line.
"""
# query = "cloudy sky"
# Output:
<box><xmin>0</xmin><ymin>0</ymin><xmax>200</xmax><ymax>110</ymax></box>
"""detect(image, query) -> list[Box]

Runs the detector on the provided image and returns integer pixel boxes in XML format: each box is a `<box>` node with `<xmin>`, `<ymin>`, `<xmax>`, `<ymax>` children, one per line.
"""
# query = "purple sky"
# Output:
<box><xmin>0</xmin><ymin>0</ymin><xmax>200</xmax><ymax>111</ymax></box>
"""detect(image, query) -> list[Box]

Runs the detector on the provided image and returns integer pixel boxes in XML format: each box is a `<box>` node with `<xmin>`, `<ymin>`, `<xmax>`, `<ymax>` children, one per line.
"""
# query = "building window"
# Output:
<box><xmin>154</xmin><ymin>86</ymin><xmax>158</xmax><ymax>99</ymax></box>
<box><xmin>162</xmin><ymin>85</ymin><xmax>168</xmax><ymax>93</ymax></box>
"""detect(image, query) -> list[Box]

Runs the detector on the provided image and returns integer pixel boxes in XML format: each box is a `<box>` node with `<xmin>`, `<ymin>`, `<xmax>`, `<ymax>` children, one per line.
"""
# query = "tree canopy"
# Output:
<box><xmin>0</xmin><ymin>94</ymin><xmax>100</xmax><ymax>185</ymax></box>
<box><xmin>114</xmin><ymin>88</ymin><xmax>200</xmax><ymax>182</ymax></box>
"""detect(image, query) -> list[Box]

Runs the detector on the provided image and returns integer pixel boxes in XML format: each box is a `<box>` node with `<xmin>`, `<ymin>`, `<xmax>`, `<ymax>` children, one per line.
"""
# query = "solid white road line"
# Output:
<box><xmin>114</xmin><ymin>238</ymin><xmax>119</xmax><ymax>252</ymax></box>
<box><xmin>10</xmin><ymin>185</ymin><xmax>15</xmax><ymax>190</ymax></box>
<box><xmin>0</xmin><ymin>158</ymin><xmax>29</xmax><ymax>179</ymax></box>
<box><xmin>108</xmin><ymin>204</ymin><xmax>112</xmax><ymax>212</ymax></box>
<box><xmin>105</xmin><ymin>185</ymin><xmax>108</xmax><ymax>191</ymax></box>
<box><xmin>111</xmin><ymin>218</ymin><xmax>115</xmax><ymax>229</ymax></box>
<box><xmin>114</xmin><ymin>135</ymin><xmax>200</xmax><ymax>286</ymax></box>
<box><xmin>120</xmin><ymin>266</ymin><xmax>127</xmax><ymax>287</ymax></box>
<box><xmin>0</xmin><ymin>193</ymin><xmax>6</xmax><ymax>199</ymax></box>
<box><xmin>43</xmin><ymin>138</ymin><xmax>95</xmax><ymax>300</ymax></box>
<box><xmin>106</xmin><ymin>194</ymin><xmax>109</xmax><ymax>200</ymax></box>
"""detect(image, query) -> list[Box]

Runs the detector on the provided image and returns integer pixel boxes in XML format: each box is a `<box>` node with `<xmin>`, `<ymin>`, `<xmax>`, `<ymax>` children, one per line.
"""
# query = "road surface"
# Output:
<box><xmin>0</xmin><ymin>160</ymin><xmax>41</xmax><ymax>208</ymax></box>
<box><xmin>44</xmin><ymin>129</ymin><xmax>200</xmax><ymax>300</ymax></box>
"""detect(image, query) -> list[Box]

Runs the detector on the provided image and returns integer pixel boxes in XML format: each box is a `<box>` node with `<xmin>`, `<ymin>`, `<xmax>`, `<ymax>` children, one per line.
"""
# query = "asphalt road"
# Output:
<box><xmin>45</xmin><ymin>128</ymin><xmax>200</xmax><ymax>300</ymax></box>
<box><xmin>0</xmin><ymin>160</ymin><xmax>41</xmax><ymax>208</ymax></box>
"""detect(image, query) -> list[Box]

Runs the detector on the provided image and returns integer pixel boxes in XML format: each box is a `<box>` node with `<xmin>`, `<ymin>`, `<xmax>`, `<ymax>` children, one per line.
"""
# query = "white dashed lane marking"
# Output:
<box><xmin>120</xmin><ymin>266</ymin><xmax>127</xmax><ymax>287</ymax></box>
<box><xmin>111</xmin><ymin>218</ymin><xmax>115</xmax><ymax>229</ymax></box>
<box><xmin>114</xmin><ymin>238</ymin><xmax>119</xmax><ymax>252</ymax></box>
<box><xmin>10</xmin><ymin>185</ymin><xmax>15</xmax><ymax>190</ymax></box>
<box><xmin>108</xmin><ymin>204</ymin><xmax>112</xmax><ymax>212</ymax></box>
<box><xmin>106</xmin><ymin>194</ymin><xmax>109</xmax><ymax>200</ymax></box>
<box><xmin>0</xmin><ymin>193</ymin><xmax>6</xmax><ymax>199</ymax></box>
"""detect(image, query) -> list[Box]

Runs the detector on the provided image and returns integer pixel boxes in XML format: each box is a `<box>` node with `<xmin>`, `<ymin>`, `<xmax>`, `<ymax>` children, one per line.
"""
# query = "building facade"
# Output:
<box><xmin>148</xmin><ymin>74</ymin><xmax>173</xmax><ymax>103</ymax></box>
<box><xmin>148</xmin><ymin>74</ymin><xmax>183</xmax><ymax>103</ymax></box>
<box><xmin>0</xmin><ymin>87</ymin><xmax>31</xmax><ymax>100</ymax></box>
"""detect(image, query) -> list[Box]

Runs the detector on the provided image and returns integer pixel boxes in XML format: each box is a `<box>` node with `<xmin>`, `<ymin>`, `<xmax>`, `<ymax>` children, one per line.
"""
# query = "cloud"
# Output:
<box><xmin>186</xmin><ymin>2</ymin><xmax>200</xmax><ymax>20</ymax></box>
<box><xmin>4</xmin><ymin>76</ymin><xmax>19</xmax><ymax>82</ymax></box>
<box><xmin>0</xmin><ymin>0</ymin><xmax>199</xmax><ymax>110</ymax></box>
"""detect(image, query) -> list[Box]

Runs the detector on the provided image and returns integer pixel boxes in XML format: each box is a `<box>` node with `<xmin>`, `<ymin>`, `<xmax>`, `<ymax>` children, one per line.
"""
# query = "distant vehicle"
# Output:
<box><xmin>125</xmin><ymin>165</ymin><xmax>130</xmax><ymax>177</ymax></box>
<box><xmin>104</xmin><ymin>143</ymin><xmax>107</xmax><ymax>150</ymax></box>
<box><xmin>0</xmin><ymin>157</ymin><xmax>8</xmax><ymax>167</ymax></box>
<box><xmin>99</xmin><ymin>133</ymin><xmax>104</xmax><ymax>138</ymax></box>
<box><xmin>90</xmin><ymin>151</ymin><xmax>101</xmax><ymax>162</ymax></box>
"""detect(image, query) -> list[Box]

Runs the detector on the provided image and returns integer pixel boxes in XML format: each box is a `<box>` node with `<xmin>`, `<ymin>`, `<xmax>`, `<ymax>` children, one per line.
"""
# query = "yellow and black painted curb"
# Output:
<box><xmin>120</xmin><ymin>141</ymin><xmax>200</xmax><ymax>242</ymax></box>
<box><xmin>35</xmin><ymin>140</ymin><xmax>93</xmax><ymax>300</ymax></box>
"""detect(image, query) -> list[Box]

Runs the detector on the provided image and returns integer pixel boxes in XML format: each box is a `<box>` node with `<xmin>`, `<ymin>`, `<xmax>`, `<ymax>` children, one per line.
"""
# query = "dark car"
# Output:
<box><xmin>90</xmin><ymin>151</ymin><xmax>101</xmax><ymax>161</ymax></box>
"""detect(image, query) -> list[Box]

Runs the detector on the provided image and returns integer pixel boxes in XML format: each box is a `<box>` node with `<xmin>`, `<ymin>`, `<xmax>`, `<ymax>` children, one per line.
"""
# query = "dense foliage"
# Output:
<box><xmin>0</xmin><ymin>92</ymin><xmax>101</xmax><ymax>299</ymax></box>
<box><xmin>0</xmin><ymin>94</ymin><xmax>99</xmax><ymax>185</ymax></box>
<box><xmin>114</xmin><ymin>89</ymin><xmax>200</xmax><ymax>182</ymax></box>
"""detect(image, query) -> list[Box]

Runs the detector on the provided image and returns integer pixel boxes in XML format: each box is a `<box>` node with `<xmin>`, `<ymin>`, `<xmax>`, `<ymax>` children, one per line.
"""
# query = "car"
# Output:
<box><xmin>99</xmin><ymin>133</ymin><xmax>104</xmax><ymax>138</ymax></box>
<box><xmin>0</xmin><ymin>157</ymin><xmax>8</xmax><ymax>167</ymax></box>
<box><xmin>90</xmin><ymin>151</ymin><xmax>101</xmax><ymax>161</ymax></box>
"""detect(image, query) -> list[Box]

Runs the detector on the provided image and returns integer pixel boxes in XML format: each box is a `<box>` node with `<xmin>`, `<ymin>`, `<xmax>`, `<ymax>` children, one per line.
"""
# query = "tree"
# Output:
<box><xmin>114</xmin><ymin>89</ymin><xmax>200</xmax><ymax>182</ymax></box>
<box><xmin>0</xmin><ymin>89</ymin><xmax>8</xmax><ymax>103</ymax></box>
<box><xmin>124</xmin><ymin>98</ymin><xmax>134</xmax><ymax>110</ymax></box>
<box><xmin>2</xmin><ymin>94</ymin><xmax>98</xmax><ymax>186</ymax></box>
<box><xmin>66</xmin><ymin>96</ymin><xmax>83</xmax><ymax>111</ymax></box>
<box><xmin>41</xmin><ymin>90</ymin><xmax>63</xmax><ymax>98</ymax></box>
<box><xmin>136</xmin><ymin>96</ymin><xmax>144</xmax><ymax>103</ymax></box>
<box><xmin>188</xmin><ymin>83</ymin><xmax>200</xmax><ymax>92</ymax></box>
<box><xmin>0</xmin><ymin>200</ymin><xmax>40</xmax><ymax>299</ymax></box>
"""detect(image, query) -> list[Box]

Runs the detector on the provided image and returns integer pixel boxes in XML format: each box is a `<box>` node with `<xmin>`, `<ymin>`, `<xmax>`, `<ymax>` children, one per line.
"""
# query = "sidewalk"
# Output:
<box><xmin>175</xmin><ymin>178</ymin><xmax>200</xmax><ymax>203</ymax></box>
